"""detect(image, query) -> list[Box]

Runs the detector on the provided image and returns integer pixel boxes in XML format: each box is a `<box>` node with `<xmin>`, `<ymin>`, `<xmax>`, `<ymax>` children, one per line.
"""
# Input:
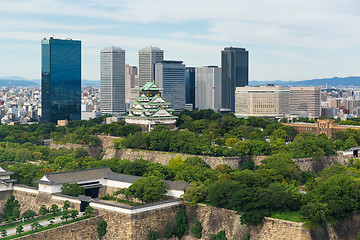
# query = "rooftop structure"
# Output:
<box><xmin>35</xmin><ymin>167</ymin><xmax>188</xmax><ymax>198</ymax></box>
<box><xmin>125</xmin><ymin>82</ymin><xmax>177</xmax><ymax>132</ymax></box>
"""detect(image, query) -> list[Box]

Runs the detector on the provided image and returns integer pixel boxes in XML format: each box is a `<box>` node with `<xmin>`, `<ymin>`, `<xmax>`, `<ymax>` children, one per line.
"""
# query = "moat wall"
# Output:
<box><xmin>2</xmin><ymin>188</ymin><xmax>360</xmax><ymax>240</ymax></box>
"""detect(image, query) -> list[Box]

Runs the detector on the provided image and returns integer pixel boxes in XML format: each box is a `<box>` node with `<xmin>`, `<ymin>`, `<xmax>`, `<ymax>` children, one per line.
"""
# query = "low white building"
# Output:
<box><xmin>35</xmin><ymin>167</ymin><xmax>188</xmax><ymax>198</ymax></box>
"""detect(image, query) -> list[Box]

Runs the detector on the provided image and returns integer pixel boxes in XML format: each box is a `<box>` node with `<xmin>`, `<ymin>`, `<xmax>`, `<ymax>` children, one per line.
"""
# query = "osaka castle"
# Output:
<box><xmin>125</xmin><ymin>82</ymin><xmax>177</xmax><ymax>131</ymax></box>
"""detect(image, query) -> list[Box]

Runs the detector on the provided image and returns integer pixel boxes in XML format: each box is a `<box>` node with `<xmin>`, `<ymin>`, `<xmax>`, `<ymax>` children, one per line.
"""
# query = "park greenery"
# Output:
<box><xmin>1</xmin><ymin>110</ymin><xmax>360</xmax><ymax>228</ymax></box>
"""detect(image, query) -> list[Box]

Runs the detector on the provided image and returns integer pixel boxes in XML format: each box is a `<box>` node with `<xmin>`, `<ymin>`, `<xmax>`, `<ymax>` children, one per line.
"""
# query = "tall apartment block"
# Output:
<box><xmin>195</xmin><ymin>66</ymin><xmax>222</xmax><ymax>110</ymax></box>
<box><xmin>185</xmin><ymin>67</ymin><xmax>196</xmax><ymax>110</ymax></box>
<box><xmin>289</xmin><ymin>87</ymin><xmax>321</xmax><ymax>118</ymax></box>
<box><xmin>41</xmin><ymin>37</ymin><xmax>81</xmax><ymax>123</ymax></box>
<box><xmin>125</xmin><ymin>64</ymin><xmax>138</xmax><ymax>103</ymax></box>
<box><xmin>139</xmin><ymin>46</ymin><xmax>164</xmax><ymax>87</ymax></box>
<box><xmin>155</xmin><ymin>61</ymin><xmax>186</xmax><ymax>113</ymax></box>
<box><xmin>221</xmin><ymin>47</ymin><xmax>248</xmax><ymax>111</ymax></box>
<box><xmin>100</xmin><ymin>46</ymin><xmax>125</xmax><ymax>115</ymax></box>
<box><xmin>235</xmin><ymin>85</ymin><xmax>289</xmax><ymax>117</ymax></box>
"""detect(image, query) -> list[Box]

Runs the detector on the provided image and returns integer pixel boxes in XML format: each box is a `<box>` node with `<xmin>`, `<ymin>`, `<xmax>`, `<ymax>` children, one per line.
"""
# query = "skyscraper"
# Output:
<box><xmin>41</xmin><ymin>37</ymin><xmax>81</xmax><ymax>123</ymax></box>
<box><xmin>185</xmin><ymin>67</ymin><xmax>196</xmax><ymax>109</ymax></box>
<box><xmin>139</xmin><ymin>46</ymin><xmax>164</xmax><ymax>87</ymax></box>
<box><xmin>125</xmin><ymin>64</ymin><xmax>137</xmax><ymax>103</ymax></box>
<box><xmin>221</xmin><ymin>47</ymin><xmax>249</xmax><ymax>111</ymax></box>
<box><xmin>155</xmin><ymin>61</ymin><xmax>186</xmax><ymax>113</ymax></box>
<box><xmin>195</xmin><ymin>66</ymin><xmax>222</xmax><ymax>110</ymax></box>
<box><xmin>289</xmin><ymin>87</ymin><xmax>321</xmax><ymax>118</ymax></box>
<box><xmin>100</xmin><ymin>46</ymin><xmax>125</xmax><ymax>115</ymax></box>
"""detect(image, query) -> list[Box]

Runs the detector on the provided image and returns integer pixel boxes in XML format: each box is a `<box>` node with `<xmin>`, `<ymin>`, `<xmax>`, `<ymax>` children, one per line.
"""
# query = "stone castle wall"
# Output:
<box><xmin>16</xmin><ymin>216</ymin><xmax>102</xmax><ymax>240</ymax></box>
<box><xmin>294</xmin><ymin>152</ymin><xmax>350</xmax><ymax>174</ymax></box>
<box><xmin>184</xmin><ymin>204</ymin><xmax>248</xmax><ymax>240</ymax></box>
<box><xmin>49</xmin><ymin>142</ymin><xmax>102</xmax><ymax>159</ymax></box>
<box><xmin>54</xmin><ymin>135</ymin><xmax>351</xmax><ymax>174</ymax></box>
<box><xmin>104</xmin><ymin>148</ymin><xmax>261</xmax><ymax>170</ymax></box>
<box><xmin>249</xmin><ymin>217</ymin><xmax>310</xmax><ymax>240</ymax></box>
<box><xmin>12</xmin><ymin>190</ymin><xmax>80</xmax><ymax>214</ymax></box>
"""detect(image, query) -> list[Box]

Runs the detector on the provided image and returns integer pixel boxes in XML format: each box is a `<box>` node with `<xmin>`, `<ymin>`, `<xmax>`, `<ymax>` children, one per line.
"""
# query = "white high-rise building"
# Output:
<box><xmin>195</xmin><ymin>66</ymin><xmax>222</xmax><ymax>110</ymax></box>
<box><xmin>100</xmin><ymin>46</ymin><xmax>125</xmax><ymax>115</ymax></box>
<box><xmin>139</xmin><ymin>46</ymin><xmax>164</xmax><ymax>87</ymax></box>
<box><xmin>289</xmin><ymin>87</ymin><xmax>321</xmax><ymax>118</ymax></box>
<box><xmin>155</xmin><ymin>61</ymin><xmax>186</xmax><ymax>113</ymax></box>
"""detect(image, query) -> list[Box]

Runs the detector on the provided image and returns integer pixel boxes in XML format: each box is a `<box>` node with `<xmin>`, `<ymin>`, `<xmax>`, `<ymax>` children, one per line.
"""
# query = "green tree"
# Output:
<box><xmin>84</xmin><ymin>206</ymin><xmax>95</xmax><ymax>217</ymax></box>
<box><xmin>0</xmin><ymin>229</ymin><xmax>6</xmax><ymax>239</ymax></box>
<box><xmin>70</xmin><ymin>210</ymin><xmax>78</xmax><ymax>220</ymax></box>
<box><xmin>16</xmin><ymin>224</ymin><xmax>24</xmax><ymax>235</ymax></box>
<box><xmin>181</xmin><ymin>182</ymin><xmax>207</xmax><ymax>206</ymax></box>
<box><xmin>47</xmin><ymin>216</ymin><xmax>55</xmax><ymax>226</ymax></box>
<box><xmin>39</xmin><ymin>205</ymin><xmax>49</xmax><ymax>216</ymax></box>
<box><xmin>191</xmin><ymin>218</ymin><xmax>202</xmax><ymax>238</ymax></box>
<box><xmin>61</xmin><ymin>183</ymin><xmax>85</xmax><ymax>197</ymax></box>
<box><xmin>22</xmin><ymin>209</ymin><xmax>36</xmax><ymax>220</ymax></box>
<box><xmin>1</xmin><ymin>195</ymin><xmax>20</xmax><ymax>222</ymax></box>
<box><xmin>344</xmin><ymin>136</ymin><xmax>358</xmax><ymax>150</ymax></box>
<box><xmin>30</xmin><ymin>221</ymin><xmax>42</xmax><ymax>231</ymax></box>
<box><xmin>261</xmin><ymin>153</ymin><xmax>301</xmax><ymax>183</ymax></box>
<box><xmin>175</xmin><ymin>205</ymin><xmax>188</xmax><ymax>238</ymax></box>
<box><xmin>126</xmin><ymin>176</ymin><xmax>167</xmax><ymax>203</ymax></box>
<box><xmin>63</xmin><ymin>200</ymin><xmax>70</xmax><ymax>211</ymax></box>
<box><xmin>97</xmin><ymin>219</ymin><xmax>107</xmax><ymax>240</ymax></box>
<box><xmin>61</xmin><ymin>210</ymin><xmax>71</xmax><ymax>223</ymax></box>
<box><xmin>50</xmin><ymin>204</ymin><xmax>59</xmax><ymax>214</ymax></box>
<box><xmin>168</xmin><ymin>156</ymin><xmax>186</xmax><ymax>173</ymax></box>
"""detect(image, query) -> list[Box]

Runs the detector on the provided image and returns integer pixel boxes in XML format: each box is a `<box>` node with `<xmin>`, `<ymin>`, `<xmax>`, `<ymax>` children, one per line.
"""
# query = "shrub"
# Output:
<box><xmin>147</xmin><ymin>231</ymin><xmax>157</xmax><ymax>240</ymax></box>
<box><xmin>175</xmin><ymin>205</ymin><xmax>188</xmax><ymax>238</ymax></box>
<box><xmin>165</xmin><ymin>222</ymin><xmax>173</xmax><ymax>239</ymax></box>
<box><xmin>97</xmin><ymin>219</ymin><xmax>107</xmax><ymax>239</ymax></box>
<box><xmin>210</xmin><ymin>230</ymin><xmax>227</xmax><ymax>240</ymax></box>
<box><xmin>191</xmin><ymin>218</ymin><xmax>202</xmax><ymax>238</ymax></box>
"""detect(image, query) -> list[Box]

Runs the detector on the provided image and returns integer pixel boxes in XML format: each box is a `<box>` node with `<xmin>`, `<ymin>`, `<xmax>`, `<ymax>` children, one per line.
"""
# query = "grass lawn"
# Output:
<box><xmin>270</xmin><ymin>212</ymin><xmax>304</xmax><ymax>223</ymax></box>
<box><xmin>4</xmin><ymin>216</ymin><xmax>90</xmax><ymax>239</ymax></box>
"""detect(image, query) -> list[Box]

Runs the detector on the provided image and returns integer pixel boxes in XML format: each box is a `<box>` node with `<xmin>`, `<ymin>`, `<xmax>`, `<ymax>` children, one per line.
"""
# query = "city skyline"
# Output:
<box><xmin>0</xmin><ymin>0</ymin><xmax>359</xmax><ymax>82</ymax></box>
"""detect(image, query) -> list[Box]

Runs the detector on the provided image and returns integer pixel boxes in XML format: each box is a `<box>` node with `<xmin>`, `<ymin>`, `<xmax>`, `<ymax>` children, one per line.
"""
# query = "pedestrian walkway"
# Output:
<box><xmin>5</xmin><ymin>212</ymin><xmax>83</xmax><ymax>237</ymax></box>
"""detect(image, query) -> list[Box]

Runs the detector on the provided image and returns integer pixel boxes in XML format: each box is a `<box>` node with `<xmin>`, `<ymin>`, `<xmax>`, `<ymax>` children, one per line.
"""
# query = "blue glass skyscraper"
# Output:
<box><xmin>185</xmin><ymin>67</ymin><xmax>195</xmax><ymax>109</ymax></box>
<box><xmin>221</xmin><ymin>47</ymin><xmax>248</xmax><ymax>111</ymax></box>
<box><xmin>41</xmin><ymin>37</ymin><xmax>81</xmax><ymax>123</ymax></box>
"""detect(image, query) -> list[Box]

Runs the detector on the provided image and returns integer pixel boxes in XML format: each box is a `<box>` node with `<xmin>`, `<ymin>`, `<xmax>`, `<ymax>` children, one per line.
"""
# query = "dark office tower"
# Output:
<box><xmin>185</xmin><ymin>67</ymin><xmax>196</xmax><ymax>109</ymax></box>
<box><xmin>41</xmin><ymin>37</ymin><xmax>81</xmax><ymax>123</ymax></box>
<box><xmin>221</xmin><ymin>47</ymin><xmax>248</xmax><ymax>111</ymax></box>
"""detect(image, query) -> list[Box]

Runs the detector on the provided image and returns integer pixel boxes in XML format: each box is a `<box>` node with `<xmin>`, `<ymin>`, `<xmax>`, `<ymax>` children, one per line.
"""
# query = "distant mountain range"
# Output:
<box><xmin>0</xmin><ymin>76</ymin><xmax>359</xmax><ymax>88</ymax></box>
<box><xmin>249</xmin><ymin>76</ymin><xmax>360</xmax><ymax>87</ymax></box>
<box><xmin>0</xmin><ymin>77</ymin><xmax>100</xmax><ymax>87</ymax></box>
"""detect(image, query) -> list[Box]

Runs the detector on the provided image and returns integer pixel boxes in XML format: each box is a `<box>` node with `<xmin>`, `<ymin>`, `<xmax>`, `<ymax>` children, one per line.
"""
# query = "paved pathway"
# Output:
<box><xmin>5</xmin><ymin>213</ymin><xmax>83</xmax><ymax>237</ymax></box>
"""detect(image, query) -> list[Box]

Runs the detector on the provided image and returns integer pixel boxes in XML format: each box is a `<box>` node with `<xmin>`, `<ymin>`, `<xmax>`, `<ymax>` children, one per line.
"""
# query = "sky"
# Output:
<box><xmin>0</xmin><ymin>0</ymin><xmax>359</xmax><ymax>81</ymax></box>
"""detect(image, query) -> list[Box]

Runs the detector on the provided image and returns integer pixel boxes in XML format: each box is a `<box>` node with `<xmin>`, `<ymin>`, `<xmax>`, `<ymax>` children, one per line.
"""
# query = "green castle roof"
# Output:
<box><xmin>139</xmin><ymin>82</ymin><xmax>163</xmax><ymax>91</ymax></box>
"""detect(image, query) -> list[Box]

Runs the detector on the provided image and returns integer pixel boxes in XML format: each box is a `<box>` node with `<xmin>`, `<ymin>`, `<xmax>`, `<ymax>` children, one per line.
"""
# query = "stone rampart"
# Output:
<box><xmin>104</xmin><ymin>148</ymin><xmax>260</xmax><ymax>170</ymax></box>
<box><xmin>16</xmin><ymin>216</ymin><xmax>102</xmax><ymax>240</ymax></box>
<box><xmin>249</xmin><ymin>217</ymin><xmax>310</xmax><ymax>240</ymax></box>
<box><xmin>184</xmin><ymin>204</ymin><xmax>248</xmax><ymax>240</ymax></box>
<box><xmin>49</xmin><ymin>142</ymin><xmax>102</xmax><ymax>159</ymax></box>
